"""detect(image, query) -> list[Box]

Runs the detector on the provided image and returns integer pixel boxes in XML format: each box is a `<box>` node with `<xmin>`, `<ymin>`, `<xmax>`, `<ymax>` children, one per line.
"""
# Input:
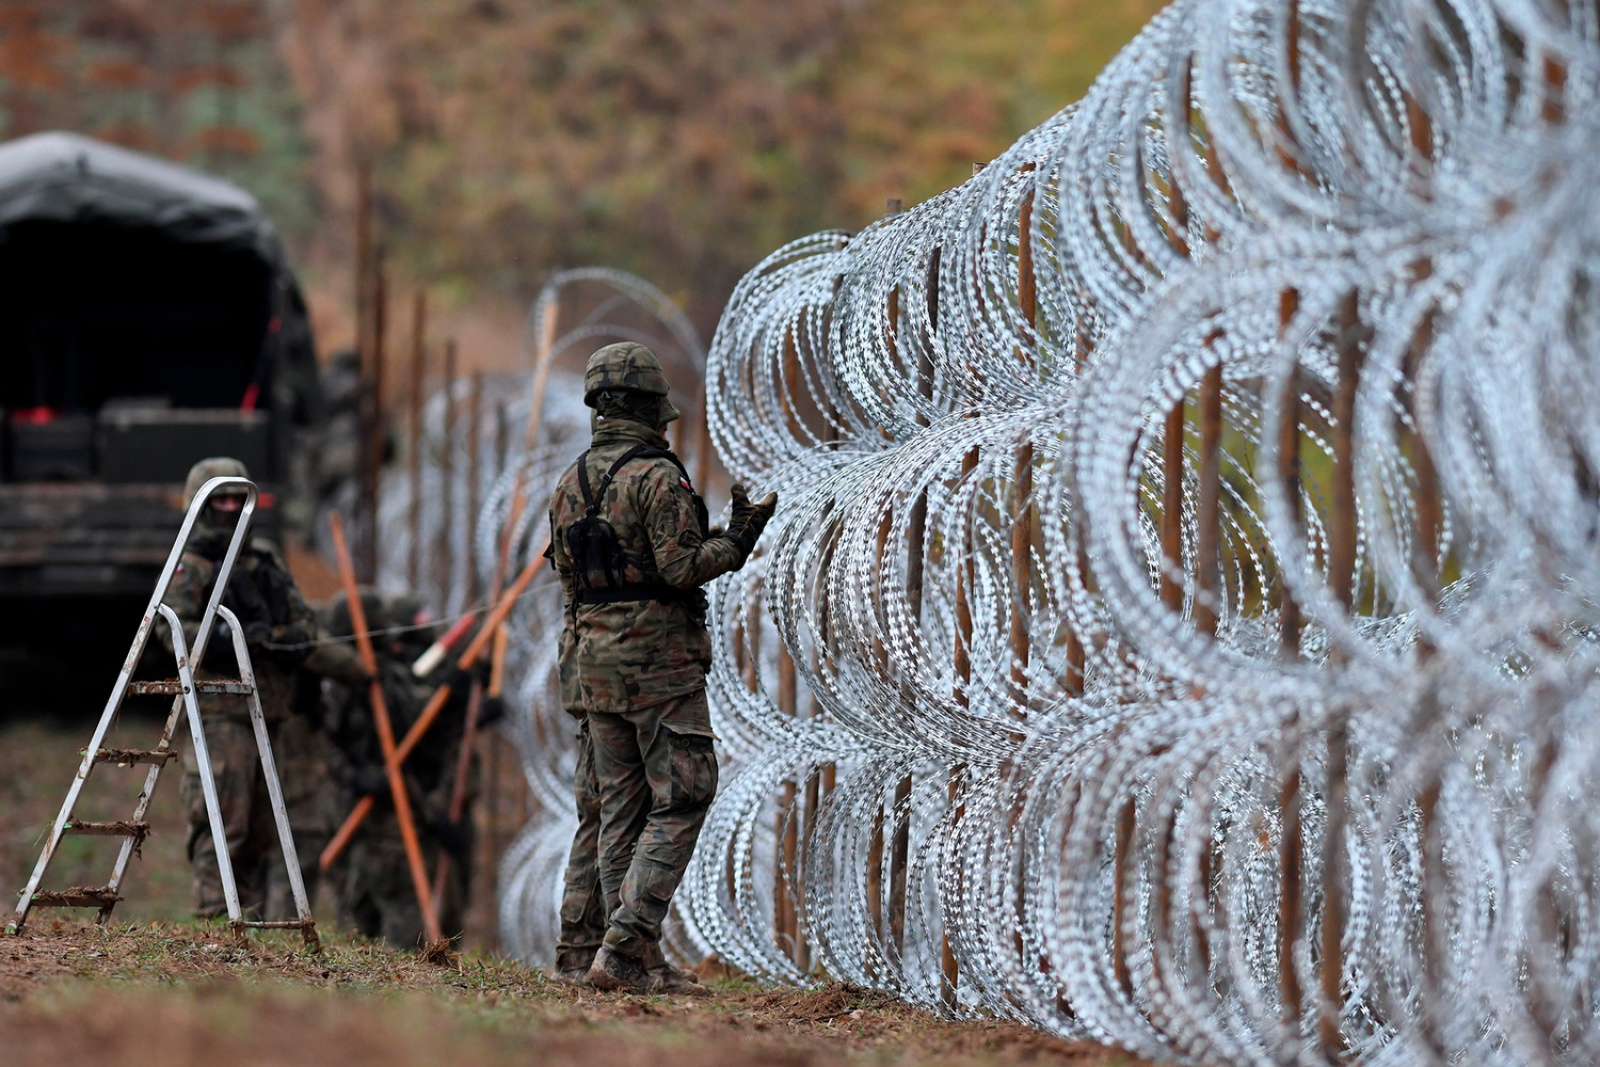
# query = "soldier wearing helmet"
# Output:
<box><xmin>163</xmin><ymin>457</ymin><xmax>368</xmax><ymax>919</ymax></box>
<box><xmin>547</xmin><ymin>343</ymin><xmax>776</xmax><ymax>994</ymax></box>
<box><xmin>318</xmin><ymin>589</ymin><xmax>474</xmax><ymax>947</ymax></box>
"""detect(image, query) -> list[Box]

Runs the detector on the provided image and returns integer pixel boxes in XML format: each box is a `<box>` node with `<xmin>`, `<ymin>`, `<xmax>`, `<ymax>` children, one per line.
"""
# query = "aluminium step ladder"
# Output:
<box><xmin>7</xmin><ymin>476</ymin><xmax>319</xmax><ymax>949</ymax></box>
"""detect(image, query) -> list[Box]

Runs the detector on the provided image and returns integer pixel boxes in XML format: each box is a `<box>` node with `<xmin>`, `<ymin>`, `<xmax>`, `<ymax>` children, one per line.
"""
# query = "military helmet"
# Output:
<box><xmin>384</xmin><ymin>593</ymin><xmax>437</xmax><ymax>653</ymax></box>
<box><xmin>323</xmin><ymin>589</ymin><xmax>389</xmax><ymax>639</ymax></box>
<box><xmin>183</xmin><ymin>457</ymin><xmax>251</xmax><ymax>508</ymax></box>
<box><xmin>583</xmin><ymin>342</ymin><xmax>671</xmax><ymax>407</ymax></box>
<box><xmin>385</xmin><ymin>593</ymin><xmax>429</xmax><ymax>630</ymax></box>
<box><xmin>384</xmin><ymin>591</ymin><xmax>435</xmax><ymax>633</ymax></box>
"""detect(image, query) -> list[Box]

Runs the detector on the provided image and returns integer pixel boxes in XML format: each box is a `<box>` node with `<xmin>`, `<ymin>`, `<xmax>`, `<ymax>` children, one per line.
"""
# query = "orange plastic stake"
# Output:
<box><xmin>328</xmin><ymin>512</ymin><xmax>441</xmax><ymax>943</ymax></box>
<box><xmin>321</xmin><ymin>547</ymin><xmax>546</xmax><ymax>871</ymax></box>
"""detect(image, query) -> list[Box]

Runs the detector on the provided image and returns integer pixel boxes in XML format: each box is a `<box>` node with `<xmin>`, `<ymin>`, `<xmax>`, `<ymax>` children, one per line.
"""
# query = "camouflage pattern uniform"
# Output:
<box><xmin>555</xmin><ymin>718</ymin><xmax>605</xmax><ymax>973</ymax></box>
<box><xmin>548</xmin><ymin>343</ymin><xmax>748</xmax><ymax>976</ymax></box>
<box><xmin>163</xmin><ymin>458</ymin><xmax>365</xmax><ymax>919</ymax></box>
<box><xmin>322</xmin><ymin>593</ymin><xmax>473</xmax><ymax>948</ymax></box>
<box><xmin>262</xmin><ymin>710</ymin><xmax>342</xmax><ymax>920</ymax></box>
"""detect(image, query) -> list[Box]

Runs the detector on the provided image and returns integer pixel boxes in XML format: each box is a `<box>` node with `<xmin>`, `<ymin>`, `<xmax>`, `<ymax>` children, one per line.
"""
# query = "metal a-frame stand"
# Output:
<box><xmin>7</xmin><ymin>476</ymin><xmax>319</xmax><ymax>949</ymax></box>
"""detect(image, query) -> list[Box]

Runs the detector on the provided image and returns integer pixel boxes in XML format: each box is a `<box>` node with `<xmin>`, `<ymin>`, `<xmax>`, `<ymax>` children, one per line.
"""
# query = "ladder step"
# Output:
<box><xmin>241</xmin><ymin>919</ymin><xmax>316</xmax><ymax>930</ymax></box>
<box><xmin>29</xmin><ymin>886</ymin><xmax>122</xmax><ymax>908</ymax></box>
<box><xmin>126</xmin><ymin>679</ymin><xmax>252</xmax><ymax>697</ymax></box>
<box><xmin>63</xmin><ymin>820</ymin><xmax>150</xmax><ymax>839</ymax></box>
<box><xmin>93</xmin><ymin>747</ymin><xmax>179</xmax><ymax>767</ymax></box>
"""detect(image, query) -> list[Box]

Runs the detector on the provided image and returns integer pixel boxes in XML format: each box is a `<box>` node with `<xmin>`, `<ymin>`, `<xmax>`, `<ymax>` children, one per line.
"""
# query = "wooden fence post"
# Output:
<box><xmin>1160</xmin><ymin>403</ymin><xmax>1186</xmax><ymax>612</ymax></box>
<box><xmin>775</xmin><ymin>645</ymin><xmax>801</xmax><ymax>966</ymax></box>
<box><xmin>355</xmin><ymin>171</ymin><xmax>387</xmax><ymax>584</ymax></box>
<box><xmin>466</xmin><ymin>371</ymin><xmax>484</xmax><ymax>607</ymax></box>
<box><xmin>435</xmin><ymin>341</ymin><xmax>458</xmax><ymax>612</ymax></box>
<box><xmin>407</xmin><ymin>289</ymin><xmax>428</xmax><ymax>589</ymax></box>
<box><xmin>1194</xmin><ymin>361</ymin><xmax>1223</xmax><ymax>637</ymax></box>
<box><xmin>1315</xmin><ymin>288</ymin><xmax>1364</xmax><ymax>1055</ymax></box>
<box><xmin>1278</xmin><ymin>289</ymin><xmax>1303</xmax><ymax>657</ymax></box>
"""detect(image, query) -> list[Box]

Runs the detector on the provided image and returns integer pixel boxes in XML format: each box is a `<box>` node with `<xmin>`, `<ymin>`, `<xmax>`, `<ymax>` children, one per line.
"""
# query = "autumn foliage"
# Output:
<box><xmin>0</xmin><ymin>0</ymin><xmax>1161</xmax><ymax>335</ymax></box>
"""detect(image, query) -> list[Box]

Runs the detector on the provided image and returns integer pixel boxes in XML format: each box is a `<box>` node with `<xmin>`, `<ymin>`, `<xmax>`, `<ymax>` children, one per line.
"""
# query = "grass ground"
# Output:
<box><xmin>1</xmin><ymin>921</ymin><xmax>1137</xmax><ymax>1067</ymax></box>
<box><xmin>3</xmin><ymin>720</ymin><xmax>193</xmax><ymax>925</ymax></box>
<box><xmin>1</xmin><ymin>719</ymin><xmax>1145</xmax><ymax>1067</ymax></box>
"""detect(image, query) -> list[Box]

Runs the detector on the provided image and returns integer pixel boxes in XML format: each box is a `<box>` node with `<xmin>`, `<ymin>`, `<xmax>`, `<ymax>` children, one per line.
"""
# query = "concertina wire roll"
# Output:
<box><xmin>376</xmin><ymin>0</ymin><xmax>1600</xmax><ymax>1062</ymax></box>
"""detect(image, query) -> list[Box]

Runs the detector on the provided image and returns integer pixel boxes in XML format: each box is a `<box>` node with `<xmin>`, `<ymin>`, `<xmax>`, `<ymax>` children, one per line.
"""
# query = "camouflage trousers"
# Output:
<box><xmin>338</xmin><ymin>811</ymin><xmax>468</xmax><ymax>949</ymax></box>
<box><xmin>556</xmin><ymin>719</ymin><xmax>605</xmax><ymax>971</ymax></box>
<box><xmin>264</xmin><ymin>832</ymin><xmax>326</xmax><ymax>923</ymax></box>
<box><xmin>264</xmin><ymin>716</ymin><xmax>342</xmax><ymax>922</ymax></box>
<box><xmin>586</xmin><ymin>688</ymin><xmax>719</xmax><ymax>963</ymax></box>
<box><xmin>179</xmin><ymin>717</ymin><xmax>276</xmax><ymax>919</ymax></box>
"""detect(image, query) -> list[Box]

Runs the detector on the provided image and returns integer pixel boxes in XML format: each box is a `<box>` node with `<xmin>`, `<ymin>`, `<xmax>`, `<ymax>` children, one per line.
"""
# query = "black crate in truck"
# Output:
<box><xmin>96</xmin><ymin>408</ymin><xmax>271</xmax><ymax>484</ymax></box>
<box><xmin>8</xmin><ymin>415</ymin><xmax>95</xmax><ymax>480</ymax></box>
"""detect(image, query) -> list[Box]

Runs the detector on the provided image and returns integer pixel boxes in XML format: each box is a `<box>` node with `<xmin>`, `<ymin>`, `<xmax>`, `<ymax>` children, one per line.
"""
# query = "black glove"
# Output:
<box><xmin>432</xmin><ymin>815</ymin><xmax>471</xmax><ymax>863</ymax></box>
<box><xmin>445</xmin><ymin>660</ymin><xmax>490</xmax><ymax>693</ymax></box>
<box><xmin>726</xmin><ymin>483</ymin><xmax>778</xmax><ymax>563</ymax></box>
<box><xmin>243</xmin><ymin>620</ymin><xmax>273</xmax><ymax>648</ymax></box>
<box><xmin>478</xmin><ymin>694</ymin><xmax>506</xmax><ymax>727</ymax></box>
<box><xmin>348</xmin><ymin>763</ymin><xmax>389</xmax><ymax>798</ymax></box>
<box><xmin>271</xmin><ymin>623</ymin><xmax>310</xmax><ymax>650</ymax></box>
<box><xmin>268</xmin><ymin>623</ymin><xmax>312</xmax><ymax>668</ymax></box>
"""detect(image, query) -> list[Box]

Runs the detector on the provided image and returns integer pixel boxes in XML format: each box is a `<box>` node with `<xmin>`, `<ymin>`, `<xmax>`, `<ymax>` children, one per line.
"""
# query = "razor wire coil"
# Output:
<box><xmin>377</xmin><ymin>2</ymin><xmax>1600</xmax><ymax>1062</ymax></box>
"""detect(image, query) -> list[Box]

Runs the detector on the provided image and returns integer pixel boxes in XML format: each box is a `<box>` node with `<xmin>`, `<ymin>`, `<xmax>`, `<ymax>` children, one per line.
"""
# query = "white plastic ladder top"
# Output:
<box><xmin>7</xmin><ymin>477</ymin><xmax>318</xmax><ymax>948</ymax></box>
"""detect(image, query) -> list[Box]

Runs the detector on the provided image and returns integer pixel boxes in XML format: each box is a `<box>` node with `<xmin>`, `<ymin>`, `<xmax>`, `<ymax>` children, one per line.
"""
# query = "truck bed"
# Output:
<box><xmin>0</xmin><ymin>483</ymin><xmax>185</xmax><ymax>597</ymax></box>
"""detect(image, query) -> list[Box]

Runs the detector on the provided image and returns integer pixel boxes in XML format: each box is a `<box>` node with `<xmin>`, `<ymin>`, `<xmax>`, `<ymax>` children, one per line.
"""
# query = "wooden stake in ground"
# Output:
<box><xmin>437</xmin><ymin>341</ymin><xmax>459</xmax><ymax>613</ymax></box>
<box><xmin>329</xmin><ymin>512</ymin><xmax>442</xmax><ymax>944</ymax></box>
<box><xmin>407</xmin><ymin>289</ymin><xmax>428</xmax><ymax>589</ymax></box>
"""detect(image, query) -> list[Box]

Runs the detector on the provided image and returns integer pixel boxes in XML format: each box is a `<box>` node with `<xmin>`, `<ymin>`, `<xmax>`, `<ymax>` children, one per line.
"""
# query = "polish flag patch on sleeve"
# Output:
<box><xmin>679</xmin><ymin>475</ymin><xmax>693</xmax><ymax>491</ymax></box>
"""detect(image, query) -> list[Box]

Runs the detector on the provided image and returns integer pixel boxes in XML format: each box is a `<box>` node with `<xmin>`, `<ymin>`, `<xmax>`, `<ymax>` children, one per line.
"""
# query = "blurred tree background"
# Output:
<box><xmin>0</xmin><ymin>0</ymin><xmax>1161</xmax><ymax>349</ymax></box>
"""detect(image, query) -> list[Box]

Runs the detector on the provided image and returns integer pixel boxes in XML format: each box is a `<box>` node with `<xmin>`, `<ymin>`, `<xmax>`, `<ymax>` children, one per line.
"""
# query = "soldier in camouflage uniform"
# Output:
<box><xmin>554</xmin><ymin>717</ymin><xmax>606</xmax><ymax>981</ymax></box>
<box><xmin>262</xmin><ymin>703</ymin><xmax>342</xmax><ymax>921</ymax></box>
<box><xmin>548</xmin><ymin>343</ymin><xmax>777</xmax><ymax>994</ymax></box>
<box><xmin>164</xmin><ymin>458</ymin><xmax>368</xmax><ymax>919</ymax></box>
<box><xmin>322</xmin><ymin>590</ymin><xmax>474</xmax><ymax>948</ymax></box>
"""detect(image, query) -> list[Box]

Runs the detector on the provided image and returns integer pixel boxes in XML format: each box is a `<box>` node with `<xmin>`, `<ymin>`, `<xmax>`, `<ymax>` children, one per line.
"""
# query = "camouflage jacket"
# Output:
<box><xmin>162</xmin><ymin>531</ymin><xmax>362</xmax><ymax>722</ymax></box>
<box><xmin>322</xmin><ymin>655</ymin><xmax>467</xmax><ymax>828</ymax></box>
<box><xmin>548</xmin><ymin>417</ymin><xmax>742</xmax><ymax>716</ymax></box>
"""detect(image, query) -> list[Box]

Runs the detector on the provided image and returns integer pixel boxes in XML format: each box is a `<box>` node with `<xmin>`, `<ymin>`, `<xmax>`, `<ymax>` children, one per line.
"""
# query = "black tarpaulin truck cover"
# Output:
<box><xmin>0</xmin><ymin>130</ymin><xmax>279</xmax><ymax>259</ymax></box>
<box><xmin>0</xmin><ymin>130</ymin><xmax>318</xmax><ymax>422</ymax></box>
<box><xmin>0</xmin><ymin>132</ymin><xmax>324</xmax><ymax>601</ymax></box>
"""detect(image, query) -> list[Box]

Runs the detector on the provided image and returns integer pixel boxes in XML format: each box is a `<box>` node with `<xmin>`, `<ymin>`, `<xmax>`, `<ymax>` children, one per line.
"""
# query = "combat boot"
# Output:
<box><xmin>586</xmin><ymin>944</ymin><xmax>655</xmax><ymax>993</ymax></box>
<box><xmin>553</xmin><ymin>967</ymin><xmax>592</xmax><ymax>985</ymax></box>
<box><xmin>650</xmin><ymin>962</ymin><xmax>710</xmax><ymax>997</ymax></box>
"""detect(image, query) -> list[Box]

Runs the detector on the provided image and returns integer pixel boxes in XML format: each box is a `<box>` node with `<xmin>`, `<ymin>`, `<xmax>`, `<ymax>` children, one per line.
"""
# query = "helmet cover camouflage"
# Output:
<box><xmin>183</xmin><ymin>457</ymin><xmax>251</xmax><ymax>508</ymax></box>
<box><xmin>384</xmin><ymin>593</ymin><xmax>428</xmax><ymax>630</ymax></box>
<box><xmin>323</xmin><ymin>589</ymin><xmax>389</xmax><ymax>639</ymax></box>
<box><xmin>583</xmin><ymin>343</ymin><xmax>671</xmax><ymax>406</ymax></box>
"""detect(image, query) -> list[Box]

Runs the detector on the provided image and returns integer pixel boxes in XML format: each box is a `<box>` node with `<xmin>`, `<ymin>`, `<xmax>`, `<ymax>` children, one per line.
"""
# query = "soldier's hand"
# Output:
<box><xmin>242</xmin><ymin>620</ymin><xmax>273</xmax><ymax>648</ymax></box>
<box><xmin>478</xmin><ymin>694</ymin><xmax>506</xmax><ymax>726</ymax></box>
<box><xmin>727</xmin><ymin>484</ymin><xmax>779</xmax><ymax>563</ymax></box>
<box><xmin>432</xmin><ymin>816</ymin><xmax>471</xmax><ymax>862</ymax></box>
<box><xmin>261</xmin><ymin>622</ymin><xmax>312</xmax><ymax>668</ymax></box>
<box><xmin>729</xmin><ymin>483</ymin><xmax>755</xmax><ymax>527</ymax></box>
<box><xmin>445</xmin><ymin>660</ymin><xmax>491</xmax><ymax>694</ymax></box>
<box><xmin>271</xmin><ymin>622</ymin><xmax>310</xmax><ymax>650</ymax></box>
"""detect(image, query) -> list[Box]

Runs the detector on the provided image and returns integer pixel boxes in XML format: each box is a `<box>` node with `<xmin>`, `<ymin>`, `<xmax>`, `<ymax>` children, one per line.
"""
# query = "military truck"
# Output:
<box><xmin>0</xmin><ymin>132</ymin><xmax>324</xmax><ymax>699</ymax></box>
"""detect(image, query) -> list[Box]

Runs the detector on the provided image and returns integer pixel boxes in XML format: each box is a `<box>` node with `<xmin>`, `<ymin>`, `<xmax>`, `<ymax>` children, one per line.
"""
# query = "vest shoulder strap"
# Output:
<box><xmin>577</xmin><ymin>444</ymin><xmax>682</xmax><ymax>516</ymax></box>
